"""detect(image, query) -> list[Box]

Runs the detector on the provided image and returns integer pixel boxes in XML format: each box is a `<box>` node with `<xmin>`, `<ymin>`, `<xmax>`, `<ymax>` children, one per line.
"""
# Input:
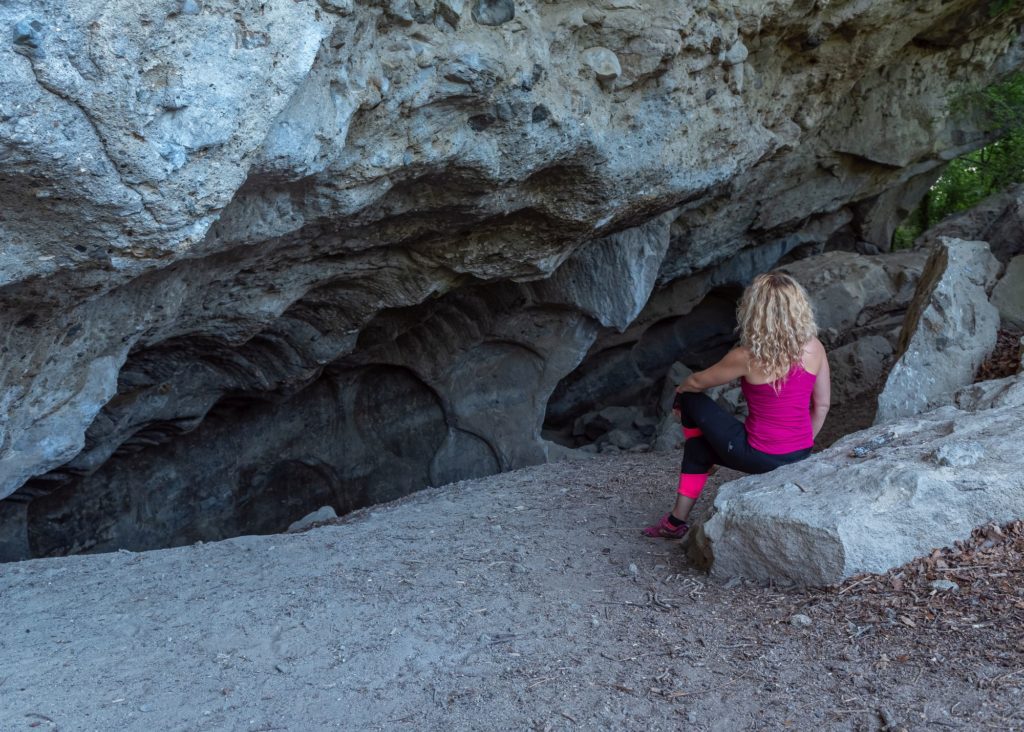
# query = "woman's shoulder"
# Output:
<box><xmin>800</xmin><ymin>338</ymin><xmax>826</xmax><ymax>373</ymax></box>
<box><xmin>803</xmin><ymin>337</ymin><xmax>826</xmax><ymax>355</ymax></box>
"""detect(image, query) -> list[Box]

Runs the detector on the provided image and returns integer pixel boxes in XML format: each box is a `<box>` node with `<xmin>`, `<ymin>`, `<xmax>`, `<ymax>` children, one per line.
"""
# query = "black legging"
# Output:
<box><xmin>676</xmin><ymin>392</ymin><xmax>810</xmax><ymax>474</ymax></box>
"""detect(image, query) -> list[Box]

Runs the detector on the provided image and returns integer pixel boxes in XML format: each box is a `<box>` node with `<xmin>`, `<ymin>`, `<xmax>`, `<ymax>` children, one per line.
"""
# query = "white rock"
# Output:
<box><xmin>696</xmin><ymin>373</ymin><xmax>1024</xmax><ymax>586</ymax></box>
<box><xmin>581</xmin><ymin>47</ymin><xmax>621</xmax><ymax>83</ymax></box>
<box><xmin>875</xmin><ymin>239</ymin><xmax>1000</xmax><ymax>424</ymax></box>
<box><xmin>287</xmin><ymin>506</ymin><xmax>338</xmax><ymax>533</ymax></box>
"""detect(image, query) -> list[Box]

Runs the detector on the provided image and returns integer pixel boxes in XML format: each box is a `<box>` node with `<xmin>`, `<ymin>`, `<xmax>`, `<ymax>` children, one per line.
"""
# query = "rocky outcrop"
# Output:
<box><xmin>2</xmin><ymin>0</ymin><xmax>1023</xmax><ymax>556</ymax></box>
<box><xmin>556</xmin><ymin>247</ymin><xmax>929</xmax><ymax>455</ymax></box>
<box><xmin>875</xmin><ymin>238</ymin><xmax>1000</xmax><ymax>424</ymax></box>
<box><xmin>692</xmin><ymin>373</ymin><xmax>1024</xmax><ymax>586</ymax></box>
<box><xmin>991</xmin><ymin>255</ymin><xmax>1024</xmax><ymax>330</ymax></box>
<box><xmin>782</xmin><ymin>250</ymin><xmax>928</xmax><ymax>406</ymax></box>
<box><xmin>916</xmin><ymin>184</ymin><xmax>1024</xmax><ymax>262</ymax></box>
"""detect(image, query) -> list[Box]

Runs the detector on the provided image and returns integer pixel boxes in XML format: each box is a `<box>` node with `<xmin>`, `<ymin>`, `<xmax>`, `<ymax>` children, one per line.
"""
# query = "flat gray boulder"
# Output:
<box><xmin>875</xmin><ymin>238</ymin><xmax>1000</xmax><ymax>424</ymax></box>
<box><xmin>692</xmin><ymin>374</ymin><xmax>1024</xmax><ymax>586</ymax></box>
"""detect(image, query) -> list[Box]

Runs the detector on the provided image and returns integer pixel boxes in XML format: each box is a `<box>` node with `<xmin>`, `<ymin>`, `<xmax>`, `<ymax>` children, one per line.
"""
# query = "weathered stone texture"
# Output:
<box><xmin>2</xmin><ymin>0</ymin><xmax>1023</xmax><ymax>555</ymax></box>
<box><xmin>875</xmin><ymin>238</ymin><xmax>1000</xmax><ymax>424</ymax></box>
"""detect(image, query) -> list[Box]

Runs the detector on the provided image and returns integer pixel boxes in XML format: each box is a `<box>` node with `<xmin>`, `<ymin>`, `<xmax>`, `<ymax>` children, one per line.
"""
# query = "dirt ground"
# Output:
<box><xmin>3</xmin><ymin>434</ymin><xmax>1023</xmax><ymax>731</ymax></box>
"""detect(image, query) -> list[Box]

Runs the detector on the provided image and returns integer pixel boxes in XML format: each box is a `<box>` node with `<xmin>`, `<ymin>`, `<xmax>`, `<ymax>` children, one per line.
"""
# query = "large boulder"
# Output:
<box><xmin>875</xmin><ymin>238</ymin><xmax>1000</xmax><ymax>424</ymax></box>
<box><xmin>693</xmin><ymin>373</ymin><xmax>1024</xmax><ymax>586</ymax></box>
<box><xmin>917</xmin><ymin>184</ymin><xmax>1024</xmax><ymax>263</ymax></box>
<box><xmin>990</xmin><ymin>254</ymin><xmax>1024</xmax><ymax>330</ymax></box>
<box><xmin>781</xmin><ymin>250</ymin><xmax>928</xmax><ymax>349</ymax></box>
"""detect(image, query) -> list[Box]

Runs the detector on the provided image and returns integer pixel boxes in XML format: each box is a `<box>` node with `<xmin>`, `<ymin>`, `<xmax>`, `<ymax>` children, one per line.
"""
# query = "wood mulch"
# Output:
<box><xmin>813</xmin><ymin>521</ymin><xmax>1024</xmax><ymax>641</ymax></box>
<box><xmin>976</xmin><ymin>328</ymin><xmax>1022</xmax><ymax>382</ymax></box>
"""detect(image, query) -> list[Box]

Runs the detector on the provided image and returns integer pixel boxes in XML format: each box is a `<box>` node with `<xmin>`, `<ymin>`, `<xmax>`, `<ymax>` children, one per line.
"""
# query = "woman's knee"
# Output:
<box><xmin>677</xmin><ymin>391</ymin><xmax>713</xmax><ymax>425</ymax></box>
<box><xmin>681</xmin><ymin>436</ymin><xmax>715</xmax><ymax>473</ymax></box>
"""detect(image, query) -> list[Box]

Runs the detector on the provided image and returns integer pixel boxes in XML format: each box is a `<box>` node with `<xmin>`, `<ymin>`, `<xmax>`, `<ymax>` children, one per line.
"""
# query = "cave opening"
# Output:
<box><xmin>542</xmin><ymin>285</ymin><xmax>743</xmax><ymax>454</ymax></box>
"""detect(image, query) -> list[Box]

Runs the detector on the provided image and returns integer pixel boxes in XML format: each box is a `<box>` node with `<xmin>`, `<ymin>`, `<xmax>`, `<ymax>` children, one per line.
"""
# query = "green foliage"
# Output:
<box><xmin>989</xmin><ymin>0</ymin><xmax>1019</xmax><ymax>18</ymax></box>
<box><xmin>893</xmin><ymin>72</ymin><xmax>1024</xmax><ymax>249</ymax></box>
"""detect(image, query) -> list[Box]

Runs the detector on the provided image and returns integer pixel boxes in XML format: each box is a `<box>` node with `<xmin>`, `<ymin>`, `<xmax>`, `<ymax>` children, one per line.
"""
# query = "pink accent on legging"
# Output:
<box><xmin>682</xmin><ymin>427</ymin><xmax>703</xmax><ymax>440</ymax></box>
<box><xmin>677</xmin><ymin>473</ymin><xmax>709</xmax><ymax>499</ymax></box>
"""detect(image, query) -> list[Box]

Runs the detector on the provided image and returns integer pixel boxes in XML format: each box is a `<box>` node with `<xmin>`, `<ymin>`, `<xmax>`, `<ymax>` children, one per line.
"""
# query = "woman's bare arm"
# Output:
<box><xmin>676</xmin><ymin>348</ymin><xmax>750</xmax><ymax>393</ymax></box>
<box><xmin>810</xmin><ymin>350</ymin><xmax>831</xmax><ymax>438</ymax></box>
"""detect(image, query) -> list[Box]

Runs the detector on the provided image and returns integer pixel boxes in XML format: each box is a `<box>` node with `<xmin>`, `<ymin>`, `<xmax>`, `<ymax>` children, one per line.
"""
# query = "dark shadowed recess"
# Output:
<box><xmin>544</xmin><ymin>286</ymin><xmax>743</xmax><ymax>439</ymax></box>
<box><xmin>16</xmin><ymin>365</ymin><xmax>453</xmax><ymax>559</ymax></box>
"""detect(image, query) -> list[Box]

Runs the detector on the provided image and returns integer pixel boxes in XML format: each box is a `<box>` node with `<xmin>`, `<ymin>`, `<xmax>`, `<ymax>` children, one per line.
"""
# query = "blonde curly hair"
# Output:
<box><xmin>736</xmin><ymin>271</ymin><xmax>818</xmax><ymax>383</ymax></box>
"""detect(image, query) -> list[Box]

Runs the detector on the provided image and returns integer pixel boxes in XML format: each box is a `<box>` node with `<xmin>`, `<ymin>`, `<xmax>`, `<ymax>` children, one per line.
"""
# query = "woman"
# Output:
<box><xmin>643</xmin><ymin>271</ymin><xmax>831</xmax><ymax>539</ymax></box>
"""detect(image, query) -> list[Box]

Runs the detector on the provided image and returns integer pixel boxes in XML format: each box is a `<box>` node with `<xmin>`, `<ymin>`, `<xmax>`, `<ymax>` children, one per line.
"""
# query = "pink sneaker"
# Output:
<box><xmin>642</xmin><ymin>513</ymin><xmax>689</xmax><ymax>539</ymax></box>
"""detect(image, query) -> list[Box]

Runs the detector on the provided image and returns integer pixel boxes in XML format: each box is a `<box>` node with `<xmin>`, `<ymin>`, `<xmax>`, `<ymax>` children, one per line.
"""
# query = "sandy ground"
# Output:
<box><xmin>3</xmin><ymin>451</ymin><xmax>1023</xmax><ymax>732</ymax></box>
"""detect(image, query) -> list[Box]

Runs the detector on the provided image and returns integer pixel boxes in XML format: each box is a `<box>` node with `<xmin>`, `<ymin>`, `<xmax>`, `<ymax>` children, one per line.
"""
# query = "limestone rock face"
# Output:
<box><xmin>917</xmin><ymin>184</ymin><xmax>1024</xmax><ymax>263</ymax></box>
<box><xmin>781</xmin><ymin>251</ymin><xmax>927</xmax><ymax>349</ymax></box>
<box><xmin>695</xmin><ymin>374</ymin><xmax>1024</xmax><ymax>586</ymax></box>
<box><xmin>990</xmin><ymin>255</ymin><xmax>1024</xmax><ymax>330</ymax></box>
<box><xmin>2</xmin><ymin>0</ymin><xmax>1023</xmax><ymax>555</ymax></box>
<box><xmin>875</xmin><ymin>239</ymin><xmax>1000</xmax><ymax>424</ymax></box>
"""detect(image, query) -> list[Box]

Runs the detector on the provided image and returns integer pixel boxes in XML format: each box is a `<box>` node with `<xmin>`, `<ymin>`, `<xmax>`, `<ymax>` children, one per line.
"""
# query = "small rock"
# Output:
<box><xmin>627</xmin><ymin>563</ymin><xmax>639</xmax><ymax>579</ymax></box>
<box><xmin>687</xmin><ymin>711</ymin><xmax>698</xmax><ymax>724</ymax></box>
<box><xmin>723</xmin><ymin>41</ymin><xmax>748</xmax><ymax>66</ymax></box>
<box><xmin>471</xmin><ymin>0</ymin><xmax>514</xmax><ymax>26</ymax></box>
<box><xmin>929</xmin><ymin>579</ymin><xmax>959</xmax><ymax>592</ymax></box>
<box><xmin>931</xmin><ymin>441</ymin><xmax>984</xmax><ymax>468</ymax></box>
<box><xmin>12</xmin><ymin>19</ymin><xmax>46</xmax><ymax>56</ymax></box>
<box><xmin>581</xmin><ymin>47</ymin><xmax>621</xmax><ymax>84</ymax></box>
<box><xmin>605</xmin><ymin>428</ymin><xmax>642</xmax><ymax>450</ymax></box>
<box><xmin>790</xmin><ymin>613</ymin><xmax>812</xmax><ymax>627</ymax></box>
<box><xmin>287</xmin><ymin>505</ymin><xmax>337</xmax><ymax>532</ymax></box>
<box><xmin>179</xmin><ymin>0</ymin><xmax>201</xmax><ymax>15</ymax></box>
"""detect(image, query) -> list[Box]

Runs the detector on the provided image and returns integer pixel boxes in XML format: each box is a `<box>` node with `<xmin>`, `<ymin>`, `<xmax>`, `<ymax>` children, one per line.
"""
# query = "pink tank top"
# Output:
<box><xmin>741</xmin><ymin>364</ymin><xmax>816</xmax><ymax>454</ymax></box>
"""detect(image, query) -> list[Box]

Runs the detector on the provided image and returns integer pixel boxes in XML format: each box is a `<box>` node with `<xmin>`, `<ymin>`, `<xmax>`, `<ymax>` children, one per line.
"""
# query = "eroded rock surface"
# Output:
<box><xmin>875</xmin><ymin>238</ymin><xmax>1000</xmax><ymax>424</ymax></box>
<box><xmin>694</xmin><ymin>374</ymin><xmax>1024</xmax><ymax>586</ymax></box>
<box><xmin>2</xmin><ymin>0</ymin><xmax>1023</xmax><ymax>556</ymax></box>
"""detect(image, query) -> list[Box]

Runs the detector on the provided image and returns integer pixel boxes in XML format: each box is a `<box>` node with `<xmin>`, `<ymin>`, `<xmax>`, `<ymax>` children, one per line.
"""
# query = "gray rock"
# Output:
<box><xmin>929</xmin><ymin>579</ymin><xmax>959</xmax><ymax>592</ymax></box>
<box><xmin>652</xmin><ymin>414</ymin><xmax>684</xmax><ymax>453</ymax></box>
<box><xmin>287</xmin><ymin>506</ymin><xmax>338</xmax><ymax>533</ymax></box>
<box><xmin>603</xmin><ymin>428</ymin><xmax>643</xmax><ymax>451</ymax></box>
<box><xmin>781</xmin><ymin>250</ymin><xmax>928</xmax><ymax>349</ymax></box>
<box><xmin>471</xmin><ymin>0</ymin><xmax>514</xmax><ymax>26</ymax></box>
<box><xmin>990</xmin><ymin>254</ymin><xmax>1024</xmax><ymax>330</ymax></box>
<box><xmin>916</xmin><ymin>184</ymin><xmax>1024</xmax><ymax>263</ymax></box>
<box><xmin>659</xmin><ymin>362</ymin><xmax>694</xmax><ymax>416</ymax></box>
<box><xmin>695</xmin><ymin>373</ymin><xmax>1024</xmax><ymax>586</ymax></box>
<box><xmin>544</xmin><ymin>441</ymin><xmax>596</xmax><ymax>462</ymax></box>
<box><xmin>633</xmin><ymin>415</ymin><xmax>660</xmax><ymax>438</ymax></box>
<box><xmin>581</xmin><ymin>47</ymin><xmax>621</xmax><ymax>84</ymax></box>
<box><xmin>706</xmin><ymin>383</ymin><xmax>746</xmax><ymax>418</ymax></box>
<box><xmin>875</xmin><ymin>239</ymin><xmax>1000</xmax><ymax>424</ymax></box>
<box><xmin>580</xmin><ymin>407</ymin><xmax>641</xmax><ymax>441</ymax></box>
<box><xmin>789</xmin><ymin>614</ymin><xmax>812</xmax><ymax>627</ymax></box>
<box><xmin>827</xmin><ymin>335</ymin><xmax>894</xmax><ymax>406</ymax></box>
<box><xmin>931</xmin><ymin>441</ymin><xmax>984</xmax><ymax>468</ymax></box>
<box><xmin>1</xmin><ymin>0</ymin><xmax>1022</xmax><ymax>558</ymax></box>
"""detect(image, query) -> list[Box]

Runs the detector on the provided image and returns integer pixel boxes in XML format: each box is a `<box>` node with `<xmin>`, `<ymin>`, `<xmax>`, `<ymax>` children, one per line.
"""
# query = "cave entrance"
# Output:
<box><xmin>543</xmin><ymin>285</ymin><xmax>743</xmax><ymax>453</ymax></box>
